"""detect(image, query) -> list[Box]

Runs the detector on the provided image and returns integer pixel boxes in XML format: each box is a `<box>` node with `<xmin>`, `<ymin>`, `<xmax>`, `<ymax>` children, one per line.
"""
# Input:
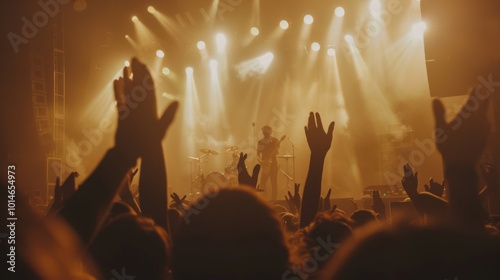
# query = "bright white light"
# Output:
<box><xmin>147</xmin><ymin>6</ymin><xmax>156</xmax><ymax>14</ymax></box>
<box><xmin>235</xmin><ymin>52</ymin><xmax>274</xmax><ymax>80</ymax></box>
<box><xmin>304</xmin><ymin>14</ymin><xmax>314</xmax><ymax>25</ymax></box>
<box><xmin>131</xmin><ymin>16</ymin><xmax>138</xmax><ymax>22</ymax></box>
<box><xmin>162</xmin><ymin>67</ymin><xmax>170</xmax><ymax>75</ymax></box>
<box><xmin>279</xmin><ymin>20</ymin><xmax>289</xmax><ymax>30</ymax></box>
<box><xmin>344</xmin><ymin>35</ymin><xmax>354</xmax><ymax>44</ymax></box>
<box><xmin>156</xmin><ymin>50</ymin><xmax>165</xmax><ymax>58</ymax></box>
<box><xmin>369</xmin><ymin>0</ymin><xmax>381</xmax><ymax>17</ymax></box>
<box><xmin>197</xmin><ymin>41</ymin><xmax>206</xmax><ymax>50</ymax></box>
<box><xmin>263</xmin><ymin>52</ymin><xmax>274</xmax><ymax>63</ymax></box>
<box><xmin>327</xmin><ymin>48</ymin><xmax>336</xmax><ymax>56</ymax></box>
<box><xmin>209</xmin><ymin>59</ymin><xmax>218</xmax><ymax>69</ymax></box>
<box><xmin>216</xmin><ymin>33</ymin><xmax>227</xmax><ymax>52</ymax></box>
<box><xmin>186</xmin><ymin>67</ymin><xmax>193</xmax><ymax>75</ymax></box>
<box><xmin>335</xmin><ymin>7</ymin><xmax>345</xmax><ymax>17</ymax></box>
<box><xmin>412</xmin><ymin>21</ymin><xmax>427</xmax><ymax>35</ymax></box>
<box><xmin>311</xmin><ymin>42</ymin><xmax>320</xmax><ymax>52</ymax></box>
<box><xmin>124</xmin><ymin>60</ymin><xmax>130</xmax><ymax>67</ymax></box>
<box><xmin>250</xmin><ymin>27</ymin><xmax>260</xmax><ymax>36</ymax></box>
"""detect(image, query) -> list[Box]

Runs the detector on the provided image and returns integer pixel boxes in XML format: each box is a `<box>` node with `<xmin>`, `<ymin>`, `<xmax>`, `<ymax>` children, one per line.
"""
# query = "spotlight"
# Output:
<box><xmin>147</xmin><ymin>6</ymin><xmax>156</xmax><ymax>14</ymax></box>
<box><xmin>344</xmin><ymin>35</ymin><xmax>354</xmax><ymax>44</ymax></box>
<box><xmin>311</xmin><ymin>42</ymin><xmax>320</xmax><ymax>51</ymax></box>
<box><xmin>125</xmin><ymin>34</ymin><xmax>129</xmax><ymax>39</ymax></box>
<box><xmin>412</xmin><ymin>21</ymin><xmax>427</xmax><ymax>35</ymax></box>
<box><xmin>186</xmin><ymin>67</ymin><xmax>193</xmax><ymax>75</ymax></box>
<box><xmin>197</xmin><ymin>41</ymin><xmax>206</xmax><ymax>50</ymax></box>
<box><xmin>327</xmin><ymin>48</ymin><xmax>336</xmax><ymax>56</ymax></box>
<box><xmin>131</xmin><ymin>16</ymin><xmax>138</xmax><ymax>22</ymax></box>
<box><xmin>216</xmin><ymin>33</ymin><xmax>227</xmax><ymax>52</ymax></box>
<box><xmin>209</xmin><ymin>59</ymin><xmax>218</xmax><ymax>69</ymax></box>
<box><xmin>335</xmin><ymin>7</ymin><xmax>345</xmax><ymax>17</ymax></box>
<box><xmin>279</xmin><ymin>20</ymin><xmax>289</xmax><ymax>30</ymax></box>
<box><xmin>250</xmin><ymin>27</ymin><xmax>260</xmax><ymax>36</ymax></box>
<box><xmin>304</xmin><ymin>14</ymin><xmax>314</xmax><ymax>25</ymax></box>
<box><xmin>162</xmin><ymin>67</ymin><xmax>170</xmax><ymax>75</ymax></box>
<box><xmin>124</xmin><ymin>60</ymin><xmax>130</xmax><ymax>67</ymax></box>
<box><xmin>156</xmin><ymin>50</ymin><xmax>165</xmax><ymax>58</ymax></box>
<box><xmin>262</xmin><ymin>52</ymin><xmax>274</xmax><ymax>65</ymax></box>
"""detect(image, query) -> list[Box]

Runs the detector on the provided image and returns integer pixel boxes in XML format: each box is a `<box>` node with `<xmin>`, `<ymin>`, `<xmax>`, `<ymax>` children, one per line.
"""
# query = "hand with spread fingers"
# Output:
<box><xmin>237</xmin><ymin>152</ymin><xmax>261</xmax><ymax>189</ymax></box>
<box><xmin>113</xmin><ymin>58</ymin><xmax>179</xmax><ymax>157</ymax></box>
<box><xmin>424</xmin><ymin>178</ymin><xmax>445</xmax><ymax>197</ymax></box>
<box><xmin>304</xmin><ymin>112</ymin><xmax>335</xmax><ymax>157</ymax></box>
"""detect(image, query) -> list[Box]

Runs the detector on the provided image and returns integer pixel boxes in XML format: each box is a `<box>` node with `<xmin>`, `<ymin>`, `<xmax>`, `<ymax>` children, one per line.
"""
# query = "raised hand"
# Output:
<box><xmin>299</xmin><ymin>112</ymin><xmax>335</xmax><ymax>228</ymax></box>
<box><xmin>113</xmin><ymin>58</ymin><xmax>179</xmax><ymax>158</ymax></box>
<box><xmin>285</xmin><ymin>194</ymin><xmax>297</xmax><ymax>213</ymax></box>
<box><xmin>424</xmin><ymin>178</ymin><xmax>445</xmax><ymax>197</ymax></box>
<box><xmin>304</xmin><ymin>112</ymin><xmax>335</xmax><ymax>157</ymax></box>
<box><xmin>372</xmin><ymin>190</ymin><xmax>386</xmax><ymax>220</ymax></box>
<box><xmin>432</xmin><ymin>92</ymin><xmax>490</xmax><ymax>230</ymax></box>
<box><xmin>170</xmin><ymin>192</ymin><xmax>187</xmax><ymax>210</ymax></box>
<box><xmin>290</xmin><ymin>183</ymin><xmax>302</xmax><ymax>210</ymax></box>
<box><xmin>432</xmin><ymin>93</ymin><xmax>489</xmax><ymax>166</ymax></box>
<box><xmin>61</xmin><ymin>172</ymin><xmax>77</xmax><ymax>202</ymax></box>
<box><xmin>48</xmin><ymin>177</ymin><xmax>62</xmax><ymax>214</ymax></box>
<box><xmin>324</xmin><ymin>188</ymin><xmax>332</xmax><ymax>211</ymax></box>
<box><xmin>318</xmin><ymin>197</ymin><xmax>324</xmax><ymax>212</ymax></box>
<box><xmin>401</xmin><ymin>164</ymin><xmax>418</xmax><ymax>197</ymax></box>
<box><xmin>237</xmin><ymin>153</ymin><xmax>261</xmax><ymax>188</ymax></box>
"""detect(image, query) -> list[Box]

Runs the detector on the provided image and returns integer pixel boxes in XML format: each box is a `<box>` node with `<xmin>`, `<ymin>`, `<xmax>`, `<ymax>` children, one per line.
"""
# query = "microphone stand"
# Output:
<box><xmin>289</xmin><ymin>137</ymin><xmax>296</xmax><ymax>184</ymax></box>
<box><xmin>252</xmin><ymin>122</ymin><xmax>257</xmax><ymax>166</ymax></box>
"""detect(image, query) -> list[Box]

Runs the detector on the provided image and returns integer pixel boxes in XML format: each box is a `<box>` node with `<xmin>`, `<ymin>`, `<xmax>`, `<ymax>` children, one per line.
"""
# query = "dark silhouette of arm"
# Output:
<box><xmin>300</xmin><ymin>112</ymin><xmax>334</xmax><ymax>228</ymax></box>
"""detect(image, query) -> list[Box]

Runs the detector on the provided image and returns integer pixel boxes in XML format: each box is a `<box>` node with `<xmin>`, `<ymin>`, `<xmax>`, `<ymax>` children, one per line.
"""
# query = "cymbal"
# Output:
<box><xmin>187</xmin><ymin>156</ymin><xmax>207</xmax><ymax>162</ymax></box>
<box><xmin>277</xmin><ymin>155</ymin><xmax>295</xmax><ymax>159</ymax></box>
<box><xmin>200</xmin><ymin>149</ymin><xmax>219</xmax><ymax>155</ymax></box>
<box><xmin>225</xmin><ymin>146</ymin><xmax>239</xmax><ymax>152</ymax></box>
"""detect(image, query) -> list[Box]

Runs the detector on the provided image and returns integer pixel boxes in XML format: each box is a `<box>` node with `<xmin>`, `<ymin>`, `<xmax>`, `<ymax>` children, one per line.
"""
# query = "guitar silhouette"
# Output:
<box><xmin>258</xmin><ymin>135</ymin><xmax>287</xmax><ymax>175</ymax></box>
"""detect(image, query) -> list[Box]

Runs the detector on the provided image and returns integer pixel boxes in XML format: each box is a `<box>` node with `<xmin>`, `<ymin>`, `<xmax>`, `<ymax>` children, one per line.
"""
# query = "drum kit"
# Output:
<box><xmin>187</xmin><ymin>137</ymin><xmax>297</xmax><ymax>199</ymax></box>
<box><xmin>188</xmin><ymin>146</ymin><xmax>241</xmax><ymax>196</ymax></box>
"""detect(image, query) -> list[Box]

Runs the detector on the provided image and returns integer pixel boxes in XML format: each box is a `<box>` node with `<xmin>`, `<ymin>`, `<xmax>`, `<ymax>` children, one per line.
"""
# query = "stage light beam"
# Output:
<box><xmin>235</xmin><ymin>52</ymin><xmax>274</xmax><ymax>80</ymax></box>
<box><xmin>156</xmin><ymin>50</ymin><xmax>165</xmax><ymax>58</ymax></box>
<box><xmin>412</xmin><ymin>21</ymin><xmax>427</xmax><ymax>35</ymax></box>
<box><xmin>216</xmin><ymin>33</ymin><xmax>227</xmax><ymax>53</ymax></box>
<box><xmin>147</xmin><ymin>6</ymin><xmax>156</xmax><ymax>14</ymax></box>
<box><xmin>131</xmin><ymin>16</ymin><xmax>138</xmax><ymax>22</ymax></box>
<box><xmin>209</xmin><ymin>59</ymin><xmax>218</xmax><ymax>69</ymax></box>
<box><xmin>370</xmin><ymin>0</ymin><xmax>382</xmax><ymax>17</ymax></box>
<box><xmin>162</xmin><ymin>67</ymin><xmax>170</xmax><ymax>75</ymax></box>
<box><xmin>186</xmin><ymin>67</ymin><xmax>193</xmax><ymax>75</ymax></box>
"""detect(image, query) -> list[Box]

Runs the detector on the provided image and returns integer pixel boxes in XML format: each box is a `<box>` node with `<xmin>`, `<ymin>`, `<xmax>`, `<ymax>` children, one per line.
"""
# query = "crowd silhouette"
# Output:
<box><xmin>6</xmin><ymin>57</ymin><xmax>500</xmax><ymax>280</ymax></box>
